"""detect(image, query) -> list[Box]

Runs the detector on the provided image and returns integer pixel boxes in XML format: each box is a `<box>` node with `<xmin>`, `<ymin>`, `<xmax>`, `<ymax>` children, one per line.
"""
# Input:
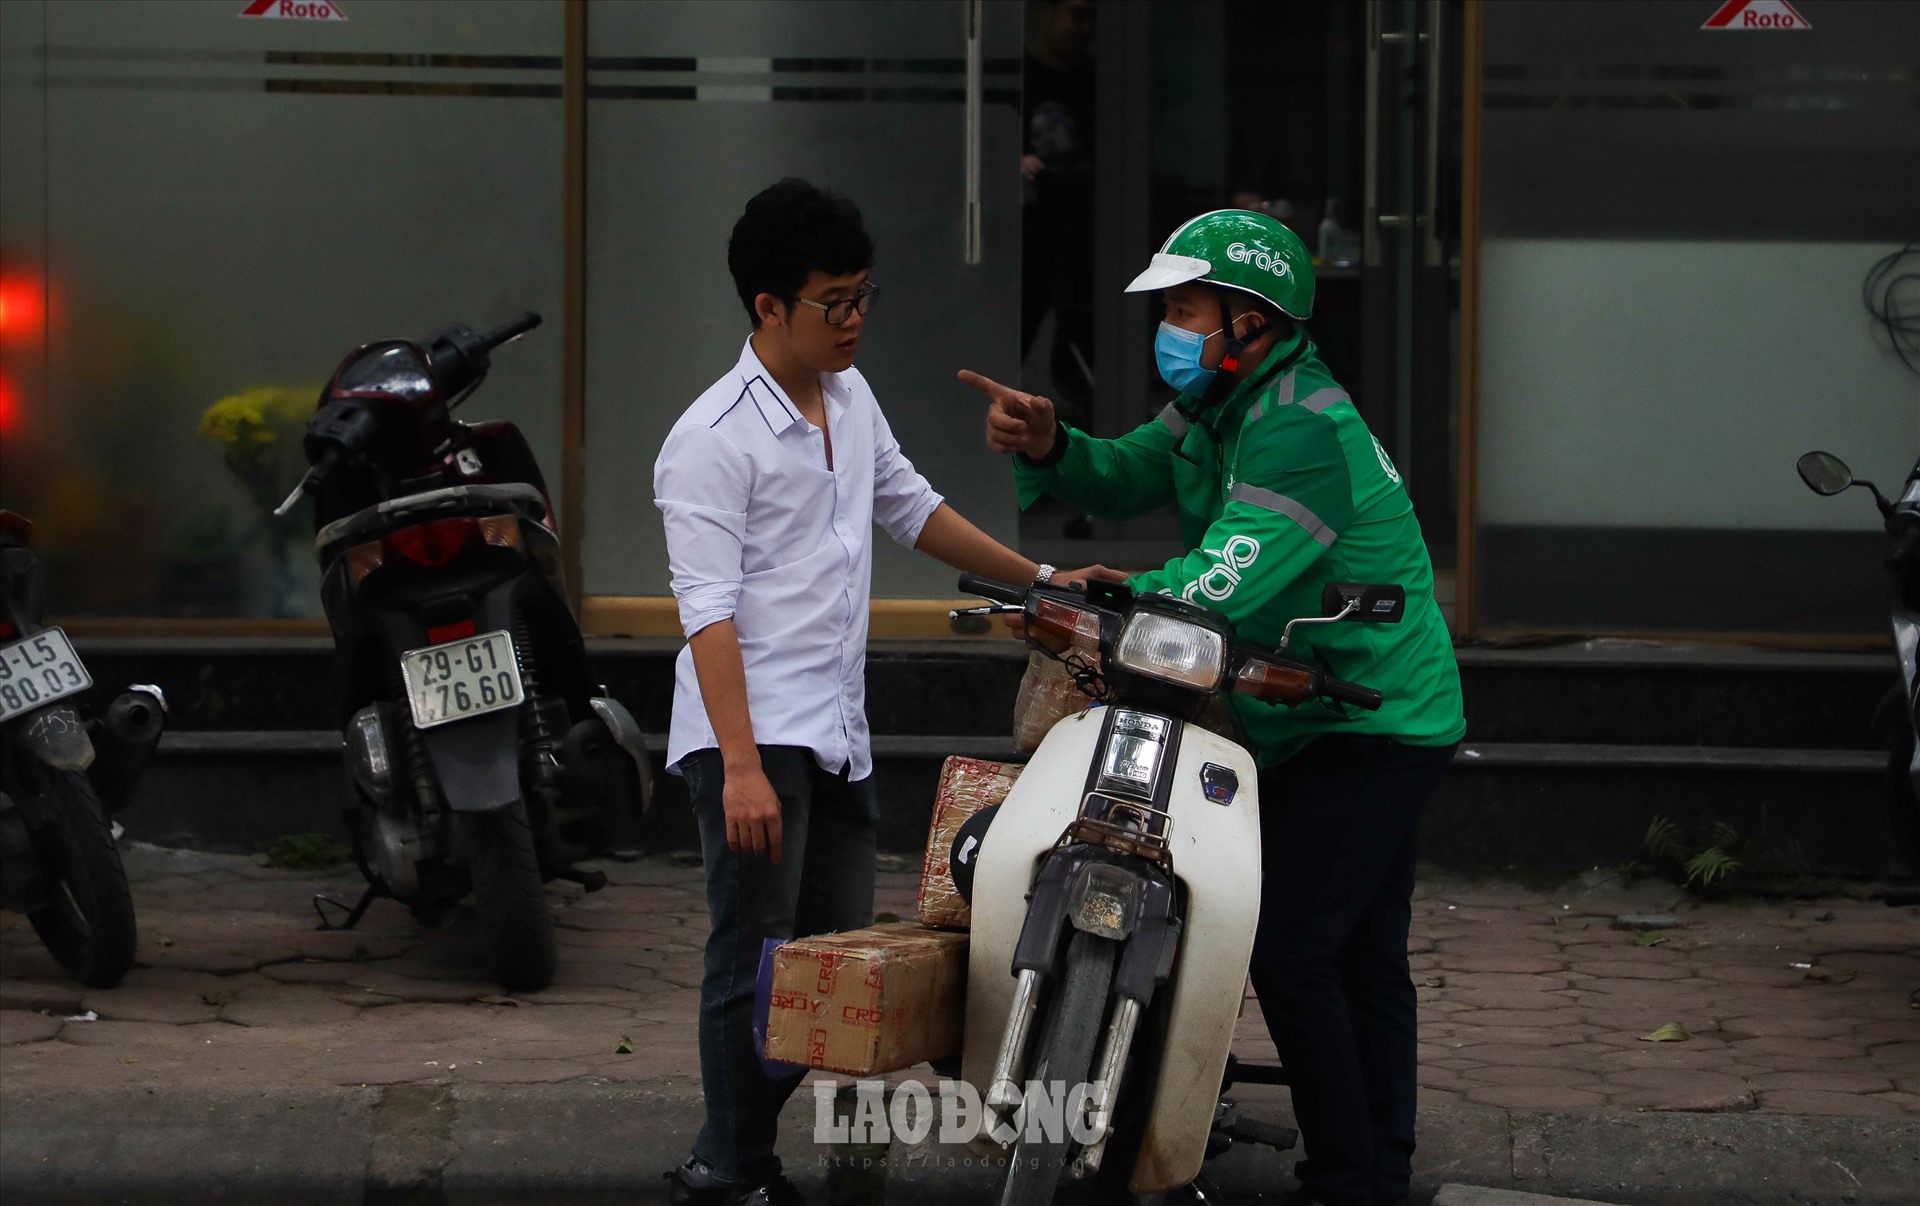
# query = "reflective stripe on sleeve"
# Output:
<box><xmin>1297</xmin><ymin>387</ymin><xmax>1351</xmax><ymax>415</ymax></box>
<box><xmin>1227</xmin><ymin>482</ymin><xmax>1338</xmax><ymax>547</ymax></box>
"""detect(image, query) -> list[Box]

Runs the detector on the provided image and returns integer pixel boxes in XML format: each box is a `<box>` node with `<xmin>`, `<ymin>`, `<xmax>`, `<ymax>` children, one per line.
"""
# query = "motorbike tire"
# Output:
<box><xmin>1888</xmin><ymin>722</ymin><xmax>1920</xmax><ymax>878</ymax></box>
<box><xmin>998</xmin><ymin>928</ymin><xmax>1118</xmax><ymax>1206</ymax></box>
<box><xmin>26</xmin><ymin>769</ymin><xmax>137</xmax><ymax>989</ymax></box>
<box><xmin>459</xmin><ymin>799</ymin><xmax>557</xmax><ymax>993</ymax></box>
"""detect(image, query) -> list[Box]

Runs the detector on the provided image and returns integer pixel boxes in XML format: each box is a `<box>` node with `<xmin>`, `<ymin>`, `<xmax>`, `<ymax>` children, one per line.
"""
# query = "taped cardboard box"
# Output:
<box><xmin>764</xmin><ymin>922</ymin><xmax>969</xmax><ymax>1077</ymax></box>
<box><xmin>1012</xmin><ymin>650</ymin><xmax>1099</xmax><ymax>754</ymax></box>
<box><xmin>916</xmin><ymin>756</ymin><xmax>1023</xmax><ymax>930</ymax></box>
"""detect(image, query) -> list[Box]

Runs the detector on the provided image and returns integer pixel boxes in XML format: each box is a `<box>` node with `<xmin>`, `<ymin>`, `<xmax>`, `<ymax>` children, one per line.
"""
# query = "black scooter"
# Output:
<box><xmin>1797</xmin><ymin>449</ymin><xmax>1920</xmax><ymax>874</ymax></box>
<box><xmin>0</xmin><ymin>511</ymin><xmax>167</xmax><ymax>987</ymax></box>
<box><xmin>274</xmin><ymin>313</ymin><xmax>650</xmax><ymax>992</ymax></box>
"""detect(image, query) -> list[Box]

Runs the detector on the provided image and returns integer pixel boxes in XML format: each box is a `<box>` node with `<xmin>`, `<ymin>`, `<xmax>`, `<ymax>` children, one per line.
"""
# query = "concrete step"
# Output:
<box><xmin>1434</xmin><ymin>1187</ymin><xmax>1623</xmax><ymax>1206</ymax></box>
<box><xmin>74</xmin><ymin>637</ymin><xmax>1897</xmax><ymax>751</ymax></box>
<box><xmin>129</xmin><ymin>730</ymin><xmax>1896</xmax><ymax>876</ymax></box>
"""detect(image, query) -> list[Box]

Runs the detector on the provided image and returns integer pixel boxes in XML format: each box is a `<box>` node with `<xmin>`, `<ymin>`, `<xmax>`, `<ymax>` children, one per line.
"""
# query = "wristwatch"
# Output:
<box><xmin>1033</xmin><ymin>564</ymin><xmax>1056</xmax><ymax>585</ymax></box>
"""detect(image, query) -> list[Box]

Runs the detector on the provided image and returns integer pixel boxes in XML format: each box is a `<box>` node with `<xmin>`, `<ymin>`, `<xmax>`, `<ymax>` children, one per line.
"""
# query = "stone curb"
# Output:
<box><xmin>3</xmin><ymin>1083</ymin><xmax>1917</xmax><ymax>1205</ymax></box>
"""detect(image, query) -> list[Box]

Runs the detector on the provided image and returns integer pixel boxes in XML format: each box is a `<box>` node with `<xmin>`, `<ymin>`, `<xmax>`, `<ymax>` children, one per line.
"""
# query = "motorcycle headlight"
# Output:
<box><xmin>1112</xmin><ymin>612</ymin><xmax>1226</xmax><ymax>691</ymax></box>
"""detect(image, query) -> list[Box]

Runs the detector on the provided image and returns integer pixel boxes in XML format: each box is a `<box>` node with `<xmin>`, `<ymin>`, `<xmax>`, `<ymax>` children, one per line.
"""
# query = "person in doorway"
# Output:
<box><xmin>1022</xmin><ymin>0</ymin><xmax>1098</xmax><ymax>420</ymax></box>
<box><xmin>960</xmin><ymin>208</ymin><xmax>1465</xmax><ymax>1206</ymax></box>
<box><xmin>655</xmin><ymin>177</ymin><xmax>1109</xmax><ymax>1206</ymax></box>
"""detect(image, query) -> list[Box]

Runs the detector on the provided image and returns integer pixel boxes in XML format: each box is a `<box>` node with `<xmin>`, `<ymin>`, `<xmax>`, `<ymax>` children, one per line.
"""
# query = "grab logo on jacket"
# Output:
<box><xmin>1373</xmin><ymin>436</ymin><xmax>1402</xmax><ymax>484</ymax></box>
<box><xmin>1186</xmin><ymin>534</ymin><xmax>1262</xmax><ymax>603</ymax></box>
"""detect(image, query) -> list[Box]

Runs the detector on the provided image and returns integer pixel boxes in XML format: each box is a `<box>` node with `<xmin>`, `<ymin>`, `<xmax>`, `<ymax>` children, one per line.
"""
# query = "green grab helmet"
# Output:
<box><xmin>1124</xmin><ymin>209</ymin><xmax>1316</xmax><ymax>320</ymax></box>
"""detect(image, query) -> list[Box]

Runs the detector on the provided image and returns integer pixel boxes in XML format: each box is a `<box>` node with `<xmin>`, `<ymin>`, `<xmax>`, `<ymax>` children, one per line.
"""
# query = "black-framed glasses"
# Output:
<box><xmin>794</xmin><ymin>282</ymin><xmax>878</xmax><ymax>326</ymax></box>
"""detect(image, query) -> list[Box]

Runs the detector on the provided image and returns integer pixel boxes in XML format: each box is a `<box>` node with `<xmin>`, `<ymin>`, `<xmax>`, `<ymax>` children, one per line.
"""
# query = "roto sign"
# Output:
<box><xmin>239</xmin><ymin>0</ymin><xmax>349</xmax><ymax>20</ymax></box>
<box><xmin>1701</xmin><ymin>0</ymin><xmax>1811</xmax><ymax>29</ymax></box>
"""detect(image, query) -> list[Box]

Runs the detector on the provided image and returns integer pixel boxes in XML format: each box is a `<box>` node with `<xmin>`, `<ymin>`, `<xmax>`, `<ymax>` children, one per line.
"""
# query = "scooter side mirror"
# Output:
<box><xmin>1797</xmin><ymin>451</ymin><xmax>1854</xmax><ymax>496</ymax></box>
<box><xmin>1321</xmin><ymin>583</ymin><xmax>1406</xmax><ymax>623</ymax></box>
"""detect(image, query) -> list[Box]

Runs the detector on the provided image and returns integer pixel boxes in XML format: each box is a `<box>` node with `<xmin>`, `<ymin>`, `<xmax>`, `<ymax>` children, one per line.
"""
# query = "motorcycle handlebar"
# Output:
<box><xmin>481</xmin><ymin>312</ymin><xmax>542</xmax><ymax>351</ymax></box>
<box><xmin>1889</xmin><ymin>524</ymin><xmax>1920</xmax><ymax>573</ymax></box>
<box><xmin>1323</xmin><ymin>676</ymin><xmax>1385</xmax><ymax>712</ymax></box>
<box><xmin>957</xmin><ymin>573</ymin><xmax>1028</xmax><ymax>606</ymax></box>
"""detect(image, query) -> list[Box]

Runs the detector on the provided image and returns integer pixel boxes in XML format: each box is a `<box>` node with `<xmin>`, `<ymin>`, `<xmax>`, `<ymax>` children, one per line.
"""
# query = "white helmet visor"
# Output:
<box><xmin>1124</xmin><ymin>252</ymin><xmax>1211</xmax><ymax>294</ymax></box>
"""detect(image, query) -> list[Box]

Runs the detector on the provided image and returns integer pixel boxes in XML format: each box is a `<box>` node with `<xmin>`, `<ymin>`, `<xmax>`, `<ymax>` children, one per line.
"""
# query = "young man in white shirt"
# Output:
<box><xmin>655</xmin><ymin>178</ymin><xmax>1105</xmax><ymax>1206</ymax></box>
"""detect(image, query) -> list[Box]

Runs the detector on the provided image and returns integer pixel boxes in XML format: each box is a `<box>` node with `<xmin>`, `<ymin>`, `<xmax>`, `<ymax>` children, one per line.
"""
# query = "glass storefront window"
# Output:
<box><xmin>1473</xmin><ymin>0</ymin><xmax>1920</xmax><ymax>635</ymax></box>
<box><xmin>0</xmin><ymin>0</ymin><xmax>565</xmax><ymax>619</ymax></box>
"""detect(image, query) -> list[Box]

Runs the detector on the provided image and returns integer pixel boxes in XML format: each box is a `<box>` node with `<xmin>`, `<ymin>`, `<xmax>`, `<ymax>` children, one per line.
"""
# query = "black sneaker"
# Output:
<box><xmin>664</xmin><ymin>1156</ymin><xmax>733</xmax><ymax>1206</ymax></box>
<box><xmin>729</xmin><ymin>1174</ymin><xmax>804</xmax><ymax>1206</ymax></box>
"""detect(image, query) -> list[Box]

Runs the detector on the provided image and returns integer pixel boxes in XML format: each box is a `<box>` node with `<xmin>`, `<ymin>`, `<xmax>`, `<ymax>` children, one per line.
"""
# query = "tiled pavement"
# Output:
<box><xmin>3</xmin><ymin>845</ymin><xmax>1915</xmax><ymax>1119</ymax></box>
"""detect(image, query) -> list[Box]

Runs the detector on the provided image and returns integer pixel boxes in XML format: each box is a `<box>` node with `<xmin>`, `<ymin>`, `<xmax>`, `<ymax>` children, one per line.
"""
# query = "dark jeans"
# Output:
<box><xmin>681</xmin><ymin>746</ymin><xmax>878</xmax><ymax>1185</ymax></box>
<box><xmin>1250</xmin><ymin>737</ymin><xmax>1458</xmax><ymax>1206</ymax></box>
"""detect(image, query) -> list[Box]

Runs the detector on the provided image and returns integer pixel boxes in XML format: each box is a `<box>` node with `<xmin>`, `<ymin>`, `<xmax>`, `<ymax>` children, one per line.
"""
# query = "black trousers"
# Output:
<box><xmin>1250</xmin><ymin>737</ymin><xmax>1458</xmax><ymax>1206</ymax></box>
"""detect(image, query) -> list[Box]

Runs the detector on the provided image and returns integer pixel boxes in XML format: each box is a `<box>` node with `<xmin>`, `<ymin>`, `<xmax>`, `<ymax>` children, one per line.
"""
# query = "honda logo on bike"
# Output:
<box><xmin>1701</xmin><ymin>0</ymin><xmax>1810</xmax><ymax>29</ymax></box>
<box><xmin>239</xmin><ymin>0</ymin><xmax>348</xmax><ymax>20</ymax></box>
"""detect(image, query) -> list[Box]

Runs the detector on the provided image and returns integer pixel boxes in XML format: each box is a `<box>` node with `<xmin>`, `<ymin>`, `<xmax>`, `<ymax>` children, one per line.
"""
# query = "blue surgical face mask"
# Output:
<box><xmin>1155</xmin><ymin>321</ymin><xmax>1223</xmax><ymax>396</ymax></box>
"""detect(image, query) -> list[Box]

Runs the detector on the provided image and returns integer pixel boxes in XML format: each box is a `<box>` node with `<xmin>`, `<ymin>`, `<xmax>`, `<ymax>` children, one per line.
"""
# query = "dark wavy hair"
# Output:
<box><xmin>727</xmin><ymin>178</ymin><xmax>874</xmax><ymax>327</ymax></box>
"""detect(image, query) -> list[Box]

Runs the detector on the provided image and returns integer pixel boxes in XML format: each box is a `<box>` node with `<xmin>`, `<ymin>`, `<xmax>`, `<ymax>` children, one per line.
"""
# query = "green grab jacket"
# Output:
<box><xmin>1014</xmin><ymin>335</ymin><xmax>1466</xmax><ymax>766</ymax></box>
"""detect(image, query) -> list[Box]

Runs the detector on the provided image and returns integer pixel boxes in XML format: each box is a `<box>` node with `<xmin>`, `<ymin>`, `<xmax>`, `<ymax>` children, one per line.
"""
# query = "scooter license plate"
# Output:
<box><xmin>0</xmin><ymin>627</ymin><xmax>92</xmax><ymax>723</ymax></box>
<box><xmin>400</xmin><ymin>630</ymin><xmax>525</xmax><ymax>730</ymax></box>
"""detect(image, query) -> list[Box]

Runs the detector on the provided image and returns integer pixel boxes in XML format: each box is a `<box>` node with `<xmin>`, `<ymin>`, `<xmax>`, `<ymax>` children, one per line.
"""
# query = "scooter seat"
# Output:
<box><xmin>314</xmin><ymin>482</ymin><xmax>548</xmax><ymax>555</ymax></box>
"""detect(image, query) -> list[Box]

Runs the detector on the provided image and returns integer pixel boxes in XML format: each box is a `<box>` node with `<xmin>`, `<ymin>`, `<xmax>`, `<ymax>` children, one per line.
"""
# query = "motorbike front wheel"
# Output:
<box><xmin>1888</xmin><ymin>722</ymin><xmax>1920</xmax><ymax>877</ymax></box>
<box><xmin>26</xmin><ymin>769</ymin><xmax>137</xmax><ymax>988</ymax></box>
<box><xmin>998</xmin><ymin>928</ymin><xmax>1118</xmax><ymax>1206</ymax></box>
<box><xmin>458</xmin><ymin>798</ymin><xmax>557</xmax><ymax>992</ymax></box>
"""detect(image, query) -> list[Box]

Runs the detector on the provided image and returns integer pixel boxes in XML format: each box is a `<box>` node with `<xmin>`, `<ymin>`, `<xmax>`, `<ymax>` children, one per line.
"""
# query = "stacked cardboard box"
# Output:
<box><xmin>915</xmin><ymin>755</ymin><xmax>1024</xmax><ymax>929</ymax></box>
<box><xmin>763</xmin><ymin>922</ymin><xmax>970</xmax><ymax>1076</ymax></box>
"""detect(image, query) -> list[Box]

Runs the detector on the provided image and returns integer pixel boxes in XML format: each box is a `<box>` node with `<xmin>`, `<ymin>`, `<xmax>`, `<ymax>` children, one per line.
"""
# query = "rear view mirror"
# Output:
<box><xmin>1322</xmin><ymin>583</ymin><xmax>1405</xmax><ymax>623</ymax></box>
<box><xmin>1797</xmin><ymin>451</ymin><xmax>1853</xmax><ymax>496</ymax></box>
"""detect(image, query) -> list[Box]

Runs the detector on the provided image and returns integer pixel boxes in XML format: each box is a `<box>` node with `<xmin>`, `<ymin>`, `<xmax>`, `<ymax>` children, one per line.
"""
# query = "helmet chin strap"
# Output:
<box><xmin>1199</xmin><ymin>287</ymin><xmax>1269</xmax><ymax>406</ymax></box>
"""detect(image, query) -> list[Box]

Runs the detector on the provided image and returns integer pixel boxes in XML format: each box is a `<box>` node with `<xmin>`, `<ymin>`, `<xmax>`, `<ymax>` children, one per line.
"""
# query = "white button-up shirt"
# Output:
<box><xmin>653</xmin><ymin>338</ymin><xmax>945</xmax><ymax>781</ymax></box>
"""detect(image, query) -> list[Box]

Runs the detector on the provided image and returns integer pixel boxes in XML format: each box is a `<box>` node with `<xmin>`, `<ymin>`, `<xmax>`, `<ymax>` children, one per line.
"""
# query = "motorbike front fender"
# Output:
<box><xmin>7</xmin><ymin>705</ymin><xmax>95</xmax><ymax>773</ymax></box>
<box><xmin>419</xmin><ymin>710</ymin><xmax>521</xmax><ymax>812</ymax></box>
<box><xmin>959</xmin><ymin>710</ymin><xmax>1262</xmax><ymax>1195</ymax></box>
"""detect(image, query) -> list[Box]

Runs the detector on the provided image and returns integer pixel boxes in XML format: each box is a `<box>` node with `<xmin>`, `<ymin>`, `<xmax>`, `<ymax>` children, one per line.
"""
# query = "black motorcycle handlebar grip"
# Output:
<box><xmin>481</xmin><ymin>311</ymin><xmax>542</xmax><ymax>350</ymax></box>
<box><xmin>1889</xmin><ymin>524</ymin><xmax>1920</xmax><ymax>572</ymax></box>
<box><xmin>957</xmin><ymin>573</ymin><xmax>1027</xmax><ymax>605</ymax></box>
<box><xmin>311</xmin><ymin>447</ymin><xmax>343</xmax><ymax>482</ymax></box>
<box><xmin>1325</xmin><ymin>677</ymin><xmax>1385</xmax><ymax>712</ymax></box>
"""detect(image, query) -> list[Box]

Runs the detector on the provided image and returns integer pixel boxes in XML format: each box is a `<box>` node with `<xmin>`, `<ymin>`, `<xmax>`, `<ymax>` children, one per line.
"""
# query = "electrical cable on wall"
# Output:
<box><xmin>1862</xmin><ymin>242</ymin><xmax>1920</xmax><ymax>377</ymax></box>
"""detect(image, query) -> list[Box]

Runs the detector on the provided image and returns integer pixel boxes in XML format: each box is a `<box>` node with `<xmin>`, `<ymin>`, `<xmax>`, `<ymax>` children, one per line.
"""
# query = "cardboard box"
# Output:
<box><xmin>1012</xmin><ymin>650</ymin><xmax>1099</xmax><ymax>754</ymax></box>
<box><xmin>764</xmin><ymin>922</ymin><xmax>970</xmax><ymax>1076</ymax></box>
<box><xmin>916</xmin><ymin>756</ymin><xmax>1023</xmax><ymax>930</ymax></box>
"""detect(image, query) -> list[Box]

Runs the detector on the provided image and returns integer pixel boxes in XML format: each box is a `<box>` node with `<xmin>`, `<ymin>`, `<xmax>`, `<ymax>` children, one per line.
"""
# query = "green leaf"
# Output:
<box><xmin>1633</xmin><ymin>932</ymin><xmax>1668</xmax><ymax>947</ymax></box>
<box><xmin>1684</xmin><ymin>847</ymin><xmax>1741</xmax><ymax>887</ymax></box>
<box><xmin>1643</xmin><ymin>816</ymin><xmax>1686</xmax><ymax>863</ymax></box>
<box><xmin>615</xmin><ymin>1036</ymin><xmax>634</xmax><ymax>1055</ymax></box>
<box><xmin>1640</xmin><ymin>1022</ymin><xmax>1692</xmax><ymax>1043</ymax></box>
<box><xmin>201</xmin><ymin>991</ymin><xmax>233</xmax><ymax>1008</ymax></box>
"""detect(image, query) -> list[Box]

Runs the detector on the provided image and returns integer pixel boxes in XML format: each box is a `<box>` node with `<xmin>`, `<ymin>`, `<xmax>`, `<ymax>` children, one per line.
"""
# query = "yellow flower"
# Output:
<box><xmin>199</xmin><ymin>386</ymin><xmax>319</xmax><ymax>447</ymax></box>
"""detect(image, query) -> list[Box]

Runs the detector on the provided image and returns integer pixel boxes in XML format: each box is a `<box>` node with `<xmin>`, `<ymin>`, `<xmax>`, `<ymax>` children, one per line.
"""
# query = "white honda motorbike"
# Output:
<box><xmin>949</xmin><ymin>572</ymin><xmax>1401</xmax><ymax>1205</ymax></box>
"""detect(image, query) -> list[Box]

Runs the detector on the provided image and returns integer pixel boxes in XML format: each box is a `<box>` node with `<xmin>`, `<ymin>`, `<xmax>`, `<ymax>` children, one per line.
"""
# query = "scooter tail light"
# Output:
<box><xmin>385</xmin><ymin>517</ymin><xmax>479</xmax><ymax>568</ymax></box>
<box><xmin>1029</xmin><ymin>597</ymin><xmax>1102</xmax><ymax>655</ymax></box>
<box><xmin>1234</xmin><ymin>657</ymin><xmax>1317</xmax><ymax>705</ymax></box>
<box><xmin>477</xmin><ymin>514</ymin><xmax>521</xmax><ymax>549</ymax></box>
<box><xmin>344</xmin><ymin>540</ymin><xmax>385</xmax><ymax>584</ymax></box>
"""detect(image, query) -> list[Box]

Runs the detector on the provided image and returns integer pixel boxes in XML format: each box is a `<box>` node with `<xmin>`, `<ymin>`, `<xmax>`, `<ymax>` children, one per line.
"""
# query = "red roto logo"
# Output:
<box><xmin>239</xmin><ymin>0</ymin><xmax>348</xmax><ymax>20</ymax></box>
<box><xmin>1701</xmin><ymin>0</ymin><xmax>1811</xmax><ymax>29</ymax></box>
